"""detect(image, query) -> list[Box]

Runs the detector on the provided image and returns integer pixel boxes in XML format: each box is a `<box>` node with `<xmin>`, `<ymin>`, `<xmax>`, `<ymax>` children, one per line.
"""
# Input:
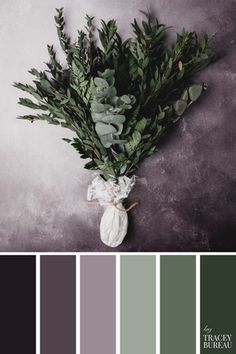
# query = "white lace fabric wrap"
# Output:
<box><xmin>87</xmin><ymin>175</ymin><xmax>136</xmax><ymax>247</ymax></box>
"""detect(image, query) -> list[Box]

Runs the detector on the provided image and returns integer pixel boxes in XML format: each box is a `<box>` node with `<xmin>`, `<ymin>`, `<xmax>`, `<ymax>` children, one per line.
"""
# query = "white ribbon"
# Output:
<box><xmin>87</xmin><ymin>175</ymin><xmax>136</xmax><ymax>247</ymax></box>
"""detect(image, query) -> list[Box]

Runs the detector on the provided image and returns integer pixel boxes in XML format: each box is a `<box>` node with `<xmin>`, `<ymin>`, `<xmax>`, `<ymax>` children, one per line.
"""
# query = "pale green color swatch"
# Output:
<box><xmin>120</xmin><ymin>256</ymin><xmax>156</xmax><ymax>354</ymax></box>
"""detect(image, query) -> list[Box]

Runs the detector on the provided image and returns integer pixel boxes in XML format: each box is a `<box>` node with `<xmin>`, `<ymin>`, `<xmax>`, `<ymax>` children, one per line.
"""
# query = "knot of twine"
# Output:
<box><xmin>84</xmin><ymin>201</ymin><xmax>138</xmax><ymax>212</ymax></box>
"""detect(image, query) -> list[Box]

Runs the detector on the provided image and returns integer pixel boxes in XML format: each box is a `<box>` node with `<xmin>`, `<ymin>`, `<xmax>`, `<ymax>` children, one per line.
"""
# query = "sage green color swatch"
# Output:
<box><xmin>161</xmin><ymin>256</ymin><xmax>196</xmax><ymax>354</ymax></box>
<box><xmin>120</xmin><ymin>256</ymin><xmax>156</xmax><ymax>354</ymax></box>
<box><xmin>201</xmin><ymin>256</ymin><xmax>236</xmax><ymax>353</ymax></box>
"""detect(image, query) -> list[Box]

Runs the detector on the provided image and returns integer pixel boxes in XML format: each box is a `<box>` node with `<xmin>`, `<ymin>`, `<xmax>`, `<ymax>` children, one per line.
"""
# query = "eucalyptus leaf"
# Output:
<box><xmin>95</xmin><ymin>122</ymin><xmax>117</xmax><ymax>136</ymax></box>
<box><xmin>94</xmin><ymin>77</ymin><xmax>109</xmax><ymax>88</ymax></box>
<box><xmin>173</xmin><ymin>100</ymin><xmax>187</xmax><ymax>116</ymax></box>
<box><xmin>188</xmin><ymin>84</ymin><xmax>203</xmax><ymax>102</ymax></box>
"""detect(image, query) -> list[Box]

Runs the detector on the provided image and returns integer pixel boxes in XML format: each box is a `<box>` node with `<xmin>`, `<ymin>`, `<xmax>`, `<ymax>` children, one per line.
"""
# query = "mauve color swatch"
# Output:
<box><xmin>40</xmin><ymin>256</ymin><xmax>76</xmax><ymax>354</ymax></box>
<box><xmin>80</xmin><ymin>256</ymin><xmax>116</xmax><ymax>354</ymax></box>
<box><xmin>161</xmin><ymin>256</ymin><xmax>196</xmax><ymax>354</ymax></box>
<box><xmin>120</xmin><ymin>256</ymin><xmax>156</xmax><ymax>354</ymax></box>
<box><xmin>0</xmin><ymin>256</ymin><xmax>36</xmax><ymax>353</ymax></box>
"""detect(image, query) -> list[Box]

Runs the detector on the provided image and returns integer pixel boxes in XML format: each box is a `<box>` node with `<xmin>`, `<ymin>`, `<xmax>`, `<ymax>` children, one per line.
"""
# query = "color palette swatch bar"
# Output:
<box><xmin>1</xmin><ymin>254</ymin><xmax>236</xmax><ymax>354</ymax></box>
<box><xmin>0</xmin><ymin>256</ymin><xmax>36</xmax><ymax>354</ymax></box>
<box><xmin>201</xmin><ymin>256</ymin><xmax>236</xmax><ymax>353</ymax></box>
<box><xmin>120</xmin><ymin>255</ymin><xmax>156</xmax><ymax>354</ymax></box>
<box><xmin>80</xmin><ymin>255</ymin><xmax>116</xmax><ymax>354</ymax></box>
<box><xmin>40</xmin><ymin>256</ymin><xmax>76</xmax><ymax>354</ymax></box>
<box><xmin>161</xmin><ymin>256</ymin><xmax>196</xmax><ymax>354</ymax></box>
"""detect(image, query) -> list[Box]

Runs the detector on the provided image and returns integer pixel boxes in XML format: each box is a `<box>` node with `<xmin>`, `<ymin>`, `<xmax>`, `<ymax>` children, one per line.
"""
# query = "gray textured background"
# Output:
<box><xmin>0</xmin><ymin>0</ymin><xmax>235</xmax><ymax>251</ymax></box>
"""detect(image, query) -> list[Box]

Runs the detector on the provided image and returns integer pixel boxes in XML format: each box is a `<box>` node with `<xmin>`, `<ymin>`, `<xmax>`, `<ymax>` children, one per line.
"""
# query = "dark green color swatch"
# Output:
<box><xmin>201</xmin><ymin>256</ymin><xmax>236</xmax><ymax>353</ymax></box>
<box><xmin>121</xmin><ymin>256</ymin><xmax>156</xmax><ymax>354</ymax></box>
<box><xmin>161</xmin><ymin>256</ymin><xmax>196</xmax><ymax>354</ymax></box>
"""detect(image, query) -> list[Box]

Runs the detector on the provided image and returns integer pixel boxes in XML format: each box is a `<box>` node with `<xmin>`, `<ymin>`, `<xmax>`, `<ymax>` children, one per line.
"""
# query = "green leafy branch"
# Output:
<box><xmin>14</xmin><ymin>8</ymin><xmax>217</xmax><ymax>180</ymax></box>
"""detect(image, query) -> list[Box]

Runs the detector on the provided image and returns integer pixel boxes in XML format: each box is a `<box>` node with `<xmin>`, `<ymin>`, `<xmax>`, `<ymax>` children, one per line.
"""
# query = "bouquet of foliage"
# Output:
<box><xmin>14</xmin><ymin>8</ymin><xmax>216</xmax><ymax>247</ymax></box>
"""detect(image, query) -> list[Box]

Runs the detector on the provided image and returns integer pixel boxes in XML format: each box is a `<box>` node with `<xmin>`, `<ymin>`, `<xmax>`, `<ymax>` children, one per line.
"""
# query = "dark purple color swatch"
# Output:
<box><xmin>41</xmin><ymin>256</ymin><xmax>76</xmax><ymax>354</ymax></box>
<box><xmin>0</xmin><ymin>256</ymin><xmax>36</xmax><ymax>353</ymax></box>
<box><xmin>80</xmin><ymin>256</ymin><xmax>116</xmax><ymax>354</ymax></box>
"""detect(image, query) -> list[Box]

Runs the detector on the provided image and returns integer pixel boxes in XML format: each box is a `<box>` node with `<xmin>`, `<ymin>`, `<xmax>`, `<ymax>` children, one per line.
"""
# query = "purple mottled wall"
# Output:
<box><xmin>0</xmin><ymin>0</ymin><xmax>235</xmax><ymax>251</ymax></box>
